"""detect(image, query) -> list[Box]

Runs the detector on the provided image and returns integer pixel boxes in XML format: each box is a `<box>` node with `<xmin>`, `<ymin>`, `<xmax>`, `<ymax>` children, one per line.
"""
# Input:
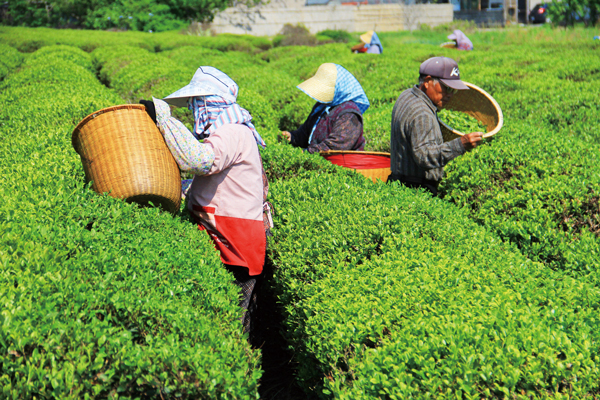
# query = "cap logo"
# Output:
<box><xmin>450</xmin><ymin>67</ymin><xmax>459</xmax><ymax>77</ymax></box>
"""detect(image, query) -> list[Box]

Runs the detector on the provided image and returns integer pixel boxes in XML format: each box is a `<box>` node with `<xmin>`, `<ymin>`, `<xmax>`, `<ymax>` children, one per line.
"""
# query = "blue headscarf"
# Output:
<box><xmin>300</xmin><ymin>64</ymin><xmax>370</xmax><ymax>143</ymax></box>
<box><xmin>366</xmin><ymin>32</ymin><xmax>383</xmax><ymax>53</ymax></box>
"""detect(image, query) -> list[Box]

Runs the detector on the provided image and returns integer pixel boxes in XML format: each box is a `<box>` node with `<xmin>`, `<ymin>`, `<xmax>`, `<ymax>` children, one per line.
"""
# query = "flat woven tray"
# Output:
<box><xmin>72</xmin><ymin>104</ymin><xmax>181</xmax><ymax>213</ymax></box>
<box><xmin>438</xmin><ymin>81</ymin><xmax>504</xmax><ymax>142</ymax></box>
<box><xmin>440</xmin><ymin>41</ymin><xmax>457</xmax><ymax>49</ymax></box>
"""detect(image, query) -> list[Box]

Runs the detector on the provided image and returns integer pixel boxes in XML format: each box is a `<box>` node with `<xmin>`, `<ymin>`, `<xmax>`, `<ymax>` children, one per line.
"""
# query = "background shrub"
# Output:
<box><xmin>0</xmin><ymin>0</ymin><xmax>263</xmax><ymax>32</ymax></box>
<box><xmin>316</xmin><ymin>29</ymin><xmax>354</xmax><ymax>43</ymax></box>
<box><xmin>273</xmin><ymin>24</ymin><xmax>318</xmax><ymax>47</ymax></box>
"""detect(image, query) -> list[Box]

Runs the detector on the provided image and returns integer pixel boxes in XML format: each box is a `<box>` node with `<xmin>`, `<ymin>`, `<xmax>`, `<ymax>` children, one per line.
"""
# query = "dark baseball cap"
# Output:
<box><xmin>419</xmin><ymin>57</ymin><xmax>469</xmax><ymax>90</ymax></box>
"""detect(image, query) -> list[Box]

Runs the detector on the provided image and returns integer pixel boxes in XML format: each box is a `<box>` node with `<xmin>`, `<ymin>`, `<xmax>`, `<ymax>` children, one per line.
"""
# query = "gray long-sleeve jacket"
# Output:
<box><xmin>390</xmin><ymin>86</ymin><xmax>466</xmax><ymax>183</ymax></box>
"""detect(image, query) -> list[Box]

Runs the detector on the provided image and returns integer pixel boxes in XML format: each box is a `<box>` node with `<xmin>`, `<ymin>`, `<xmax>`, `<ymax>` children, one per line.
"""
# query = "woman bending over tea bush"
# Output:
<box><xmin>141</xmin><ymin>66</ymin><xmax>271</xmax><ymax>336</ymax></box>
<box><xmin>280</xmin><ymin>63</ymin><xmax>370</xmax><ymax>154</ymax></box>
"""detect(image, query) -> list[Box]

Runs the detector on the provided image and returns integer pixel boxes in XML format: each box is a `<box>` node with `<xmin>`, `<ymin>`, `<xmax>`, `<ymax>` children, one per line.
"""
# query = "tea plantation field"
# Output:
<box><xmin>1</xmin><ymin>25</ymin><xmax>600</xmax><ymax>399</ymax></box>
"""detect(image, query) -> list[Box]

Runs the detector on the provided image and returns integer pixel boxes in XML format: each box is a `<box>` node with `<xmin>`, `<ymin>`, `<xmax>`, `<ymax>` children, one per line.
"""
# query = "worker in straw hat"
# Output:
<box><xmin>140</xmin><ymin>66</ymin><xmax>271</xmax><ymax>336</ymax></box>
<box><xmin>280</xmin><ymin>63</ymin><xmax>370</xmax><ymax>154</ymax></box>
<box><xmin>351</xmin><ymin>30</ymin><xmax>383</xmax><ymax>54</ymax></box>
<box><xmin>388</xmin><ymin>56</ymin><xmax>483</xmax><ymax>196</ymax></box>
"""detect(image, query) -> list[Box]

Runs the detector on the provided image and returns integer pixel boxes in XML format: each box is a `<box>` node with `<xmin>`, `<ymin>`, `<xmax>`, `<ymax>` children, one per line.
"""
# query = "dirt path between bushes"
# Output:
<box><xmin>251</xmin><ymin>260</ymin><xmax>319</xmax><ymax>400</ymax></box>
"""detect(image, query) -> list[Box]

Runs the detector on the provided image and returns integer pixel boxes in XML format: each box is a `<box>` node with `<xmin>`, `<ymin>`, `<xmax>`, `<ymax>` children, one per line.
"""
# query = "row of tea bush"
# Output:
<box><xmin>0</xmin><ymin>44</ymin><xmax>261</xmax><ymax>399</ymax></box>
<box><xmin>270</xmin><ymin>171</ymin><xmax>600</xmax><ymax>398</ymax></box>
<box><xmin>2</xmin><ymin>25</ymin><xmax>600</xmax><ymax>397</ymax></box>
<box><xmin>80</xmin><ymin>26</ymin><xmax>600</xmax><ymax>276</ymax></box>
<box><xmin>83</xmin><ymin>26</ymin><xmax>600</xmax><ymax>397</ymax></box>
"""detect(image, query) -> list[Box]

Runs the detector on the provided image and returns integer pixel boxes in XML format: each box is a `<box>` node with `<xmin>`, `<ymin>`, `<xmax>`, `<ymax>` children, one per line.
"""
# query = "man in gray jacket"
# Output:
<box><xmin>389</xmin><ymin>56</ymin><xmax>482</xmax><ymax>196</ymax></box>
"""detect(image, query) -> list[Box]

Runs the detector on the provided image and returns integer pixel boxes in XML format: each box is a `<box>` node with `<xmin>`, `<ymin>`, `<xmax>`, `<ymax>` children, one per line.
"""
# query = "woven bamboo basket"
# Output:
<box><xmin>72</xmin><ymin>104</ymin><xmax>181</xmax><ymax>214</ymax></box>
<box><xmin>320</xmin><ymin>150</ymin><xmax>391</xmax><ymax>183</ymax></box>
<box><xmin>440</xmin><ymin>41</ymin><xmax>457</xmax><ymax>49</ymax></box>
<box><xmin>438</xmin><ymin>81</ymin><xmax>504</xmax><ymax>142</ymax></box>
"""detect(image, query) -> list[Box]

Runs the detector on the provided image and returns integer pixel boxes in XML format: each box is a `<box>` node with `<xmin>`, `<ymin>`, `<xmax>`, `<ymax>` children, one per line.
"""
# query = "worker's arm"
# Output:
<box><xmin>153</xmin><ymin>98</ymin><xmax>215</xmax><ymax>175</ymax></box>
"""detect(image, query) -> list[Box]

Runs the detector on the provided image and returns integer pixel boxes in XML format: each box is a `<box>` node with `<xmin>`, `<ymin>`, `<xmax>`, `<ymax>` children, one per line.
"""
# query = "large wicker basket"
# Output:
<box><xmin>72</xmin><ymin>104</ymin><xmax>181</xmax><ymax>214</ymax></box>
<box><xmin>439</xmin><ymin>81</ymin><xmax>504</xmax><ymax>142</ymax></box>
<box><xmin>320</xmin><ymin>150</ymin><xmax>391</xmax><ymax>183</ymax></box>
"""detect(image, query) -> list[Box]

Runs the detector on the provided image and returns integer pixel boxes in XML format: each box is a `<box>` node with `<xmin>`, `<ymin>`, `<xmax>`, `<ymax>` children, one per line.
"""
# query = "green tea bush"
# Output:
<box><xmin>0</xmin><ymin>43</ymin><xmax>25</xmax><ymax>80</ymax></box>
<box><xmin>361</xmin><ymin>106</ymin><xmax>392</xmax><ymax>153</ymax></box>
<box><xmin>217</xmin><ymin>33</ymin><xmax>273</xmax><ymax>52</ymax></box>
<box><xmin>91</xmin><ymin>45</ymin><xmax>188</xmax><ymax>102</ymax></box>
<box><xmin>0</xmin><ymin>26</ymin><xmax>153</xmax><ymax>53</ymax></box>
<box><xmin>4</xmin><ymin>25</ymin><xmax>600</xmax><ymax>399</ymax></box>
<box><xmin>0</xmin><ymin>26</ymin><xmax>272</xmax><ymax>54</ymax></box>
<box><xmin>0</xmin><ymin>45</ymin><xmax>261</xmax><ymax>398</ymax></box>
<box><xmin>269</xmin><ymin>173</ymin><xmax>600</xmax><ymax>398</ymax></box>
<box><xmin>27</xmin><ymin>45</ymin><xmax>94</xmax><ymax>71</ymax></box>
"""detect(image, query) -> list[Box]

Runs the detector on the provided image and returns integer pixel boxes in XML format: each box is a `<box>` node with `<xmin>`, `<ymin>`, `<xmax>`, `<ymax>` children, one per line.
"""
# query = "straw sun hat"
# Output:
<box><xmin>297</xmin><ymin>63</ymin><xmax>337</xmax><ymax>103</ymax></box>
<box><xmin>360</xmin><ymin>30</ymin><xmax>374</xmax><ymax>45</ymax></box>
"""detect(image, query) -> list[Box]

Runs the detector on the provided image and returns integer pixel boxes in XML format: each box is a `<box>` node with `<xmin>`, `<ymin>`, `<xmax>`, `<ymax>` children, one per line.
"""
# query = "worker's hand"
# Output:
<box><xmin>279</xmin><ymin>131</ymin><xmax>291</xmax><ymax>142</ymax></box>
<box><xmin>460</xmin><ymin>132</ymin><xmax>483</xmax><ymax>151</ymax></box>
<box><xmin>139</xmin><ymin>99</ymin><xmax>157</xmax><ymax>124</ymax></box>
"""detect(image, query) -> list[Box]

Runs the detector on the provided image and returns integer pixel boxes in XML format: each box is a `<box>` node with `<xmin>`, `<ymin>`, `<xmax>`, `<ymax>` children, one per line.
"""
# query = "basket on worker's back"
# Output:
<box><xmin>439</xmin><ymin>81</ymin><xmax>504</xmax><ymax>142</ymax></box>
<box><xmin>320</xmin><ymin>150</ymin><xmax>391</xmax><ymax>183</ymax></box>
<box><xmin>72</xmin><ymin>104</ymin><xmax>181</xmax><ymax>214</ymax></box>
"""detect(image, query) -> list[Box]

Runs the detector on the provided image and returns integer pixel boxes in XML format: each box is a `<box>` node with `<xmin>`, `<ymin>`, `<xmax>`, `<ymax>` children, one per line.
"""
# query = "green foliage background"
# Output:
<box><xmin>1</xmin><ymin>24</ymin><xmax>600</xmax><ymax>398</ymax></box>
<box><xmin>0</xmin><ymin>0</ymin><xmax>263</xmax><ymax>32</ymax></box>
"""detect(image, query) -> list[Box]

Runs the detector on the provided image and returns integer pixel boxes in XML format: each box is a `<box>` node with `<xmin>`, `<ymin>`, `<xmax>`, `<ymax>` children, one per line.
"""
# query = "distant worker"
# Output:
<box><xmin>280</xmin><ymin>63</ymin><xmax>370</xmax><ymax>154</ymax></box>
<box><xmin>389</xmin><ymin>57</ymin><xmax>483</xmax><ymax>196</ymax></box>
<box><xmin>448</xmin><ymin>29</ymin><xmax>473</xmax><ymax>51</ymax></box>
<box><xmin>351</xmin><ymin>30</ymin><xmax>383</xmax><ymax>54</ymax></box>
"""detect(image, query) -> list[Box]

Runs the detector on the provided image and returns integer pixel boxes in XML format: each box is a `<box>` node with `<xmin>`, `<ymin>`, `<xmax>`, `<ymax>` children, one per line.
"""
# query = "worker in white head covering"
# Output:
<box><xmin>448</xmin><ymin>29</ymin><xmax>473</xmax><ymax>51</ymax></box>
<box><xmin>141</xmin><ymin>66</ymin><xmax>270</xmax><ymax>335</ymax></box>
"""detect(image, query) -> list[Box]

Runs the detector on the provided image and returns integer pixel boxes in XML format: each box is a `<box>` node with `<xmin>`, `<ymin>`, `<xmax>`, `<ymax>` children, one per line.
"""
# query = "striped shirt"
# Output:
<box><xmin>390</xmin><ymin>86</ymin><xmax>465</xmax><ymax>183</ymax></box>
